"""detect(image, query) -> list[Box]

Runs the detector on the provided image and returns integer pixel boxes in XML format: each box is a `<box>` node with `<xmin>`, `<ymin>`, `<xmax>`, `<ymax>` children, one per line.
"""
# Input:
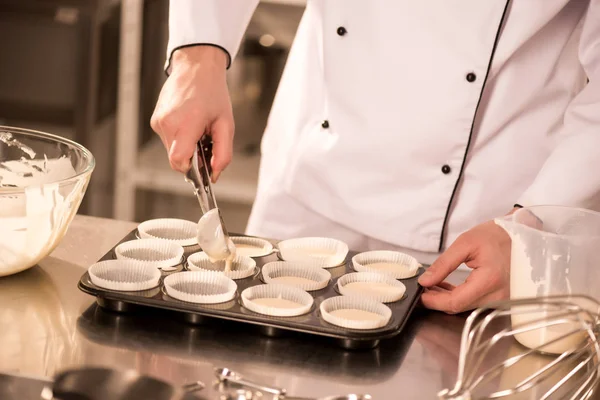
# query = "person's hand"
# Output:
<box><xmin>418</xmin><ymin>218</ymin><xmax>512</xmax><ymax>314</ymax></box>
<box><xmin>151</xmin><ymin>46</ymin><xmax>234</xmax><ymax>181</ymax></box>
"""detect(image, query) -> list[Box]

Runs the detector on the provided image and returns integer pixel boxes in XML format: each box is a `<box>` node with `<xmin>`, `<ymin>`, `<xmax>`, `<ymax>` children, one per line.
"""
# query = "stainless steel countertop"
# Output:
<box><xmin>0</xmin><ymin>215</ymin><xmax>473</xmax><ymax>399</ymax></box>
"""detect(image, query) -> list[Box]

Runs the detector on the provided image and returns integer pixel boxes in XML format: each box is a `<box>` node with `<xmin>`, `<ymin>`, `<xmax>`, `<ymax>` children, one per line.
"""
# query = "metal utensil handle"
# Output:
<box><xmin>215</xmin><ymin>368</ymin><xmax>372</xmax><ymax>400</ymax></box>
<box><xmin>216</xmin><ymin>368</ymin><xmax>285</xmax><ymax>396</ymax></box>
<box><xmin>198</xmin><ymin>134</ymin><xmax>213</xmax><ymax>176</ymax></box>
<box><xmin>198</xmin><ymin>135</ymin><xmax>231</xmax><ymax>239</ymax></box>
<box><xmin>223</xmin><ymin>376</ymin><xmax>285</xmax><ymax>396</ymax></box>
<box><xmin>197</xmin><ymin>135</ymin><xmax>218</xmax><ymax>213</ymax></box>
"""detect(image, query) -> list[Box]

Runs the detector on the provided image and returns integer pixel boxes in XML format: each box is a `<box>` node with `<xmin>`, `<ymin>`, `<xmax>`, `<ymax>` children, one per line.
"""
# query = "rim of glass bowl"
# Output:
<box><xmin>0</xmin><ymin>125</ymin><xmax>96</xmax><ymax>194</ymax></box>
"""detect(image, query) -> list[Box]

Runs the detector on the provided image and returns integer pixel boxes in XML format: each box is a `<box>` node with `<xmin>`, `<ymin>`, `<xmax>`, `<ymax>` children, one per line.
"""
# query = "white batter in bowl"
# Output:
<box><xmin>0</xmin><ymin>126</ymin><xmax>94</xmax><ymax>277</ymax></box>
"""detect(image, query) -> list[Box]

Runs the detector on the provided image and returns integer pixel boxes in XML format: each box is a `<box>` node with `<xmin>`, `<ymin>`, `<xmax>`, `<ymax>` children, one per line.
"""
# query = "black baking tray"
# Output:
<box><xmin>78</xmin><ymin>230</ymin><xmax>424</xmax><ymax>350</ymax></box>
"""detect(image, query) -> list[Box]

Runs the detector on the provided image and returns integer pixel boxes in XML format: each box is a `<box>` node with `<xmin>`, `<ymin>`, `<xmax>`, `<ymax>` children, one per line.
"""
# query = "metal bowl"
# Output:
<box><xmin>0</xmin><ymin>126</ymin><xmax>94</xmax><ymax>276</ymax></box>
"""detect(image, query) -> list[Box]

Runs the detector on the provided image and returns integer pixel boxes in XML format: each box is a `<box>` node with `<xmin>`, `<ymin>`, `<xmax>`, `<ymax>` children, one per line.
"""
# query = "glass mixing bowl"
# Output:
<box><xmin>0</xmin><ymin>126</ymin><xmax>95</xmax><ymax>277</ymax></box>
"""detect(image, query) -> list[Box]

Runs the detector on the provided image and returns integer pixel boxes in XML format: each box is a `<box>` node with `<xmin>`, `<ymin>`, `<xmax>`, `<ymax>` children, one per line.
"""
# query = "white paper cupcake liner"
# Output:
<box><xmin>352</xmin><ymin>250</ymin><xmax>421</xmax><ymax>279</ymax></box>
<box><xmin>241</xmin><ymin>284</ymin><xmax>314</xmax><ymax>317</ymax></box>
<box><xmin>337</xmin><ymin>272</ymin><xmax>406</xmax><ymax>303</ymax></box>
<box><xmin>320</xmin><ymin>296</ymin><xmax>392</xmax><ymax>330</ymax></box>
<box><xmin>115</xmin><ymin>238</ymin><xmax>184</xmax><ymax>270</ymax></box>
<box><xmin>187</xmin><ymin>252</ymin><xmax>256</xmax><ymax>280</ymax></box>
<box><xmin>261</xmin><ymin>261</ymin><xmax>331</xmax><ymax>291</ymax></box>
<box><xmin>231</xmin><ymin>236</ymin><xmax>274</xmax><ymax>258</ymax></box>
<box><xmin>277</xmin><ymin>237</ymin><xmax>348</xmax><ymax>269</ymax></box>
<box><xmin>163</xmin><ymin>271</ymin><xmax>237</xmax><ymax>304</ymax></box>
<box><xmin>137</xmin><ymin>218</ymin><xmax>198</xmax><ymax>247</ymax></box>
<box><xmin>88</xmin><ymin>259</ymin><xmax>161</xmax><ymax>292</ymax></box>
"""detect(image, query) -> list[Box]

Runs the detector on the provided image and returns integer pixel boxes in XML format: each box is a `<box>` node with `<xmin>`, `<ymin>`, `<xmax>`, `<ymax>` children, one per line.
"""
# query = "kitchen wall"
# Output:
<box><xmin>0</xmin><ymin>0</ymin><xmax>305</xmax><ymax>232</ymax></box>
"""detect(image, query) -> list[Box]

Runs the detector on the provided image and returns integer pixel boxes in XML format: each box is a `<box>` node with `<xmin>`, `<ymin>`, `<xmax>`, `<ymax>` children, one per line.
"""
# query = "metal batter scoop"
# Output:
<box><xmin>438</xmin><ymin>295</ymin><xmax>600</xmax><ymax>400</ymax></box>
<box><xmin>184</xmin><ymin>135</ymin><xmax>233</xmax><ymax>259</ymax></box>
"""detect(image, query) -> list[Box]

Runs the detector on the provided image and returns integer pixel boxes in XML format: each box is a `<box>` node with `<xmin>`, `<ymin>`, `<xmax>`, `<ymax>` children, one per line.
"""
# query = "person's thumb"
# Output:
<box><xmin>418</xmin><ymin>236</ymin><xmax>471</xmax><ymax>287</ymax></box>
<box><xmin>169</xmin><ymin>123</ymin><xmax>204</xmax><ymax>173</ymax></box>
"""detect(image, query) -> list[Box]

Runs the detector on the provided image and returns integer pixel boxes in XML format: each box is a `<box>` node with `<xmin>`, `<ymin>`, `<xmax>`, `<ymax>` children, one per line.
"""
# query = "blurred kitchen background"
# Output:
<box><xmin>0</xmin><ymin>0</ymin><xmax>305</xmax><ymax>232</ymax></box>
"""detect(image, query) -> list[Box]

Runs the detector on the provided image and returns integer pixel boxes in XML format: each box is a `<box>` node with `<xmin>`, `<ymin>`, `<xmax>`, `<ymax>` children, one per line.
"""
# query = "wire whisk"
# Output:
<box><xmin>439</xmin><ymin>295</ymin><xmax>600</xmax><ymax>400</ymax></box>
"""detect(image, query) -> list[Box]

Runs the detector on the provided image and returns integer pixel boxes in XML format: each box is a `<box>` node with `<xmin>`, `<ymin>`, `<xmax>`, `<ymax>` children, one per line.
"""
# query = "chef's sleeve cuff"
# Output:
<box><xmin>165</xmin><ymin>0</ymin><xmax>259</xmax><ymax>74</ymax></box>
<box><xmin>165</xmin><ymin>44</ymin><xmax>232</xmax><ymax>75</ymax></box>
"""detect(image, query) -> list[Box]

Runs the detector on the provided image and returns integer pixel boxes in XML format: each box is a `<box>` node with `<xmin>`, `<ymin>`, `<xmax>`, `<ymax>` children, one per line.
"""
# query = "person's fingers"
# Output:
<box><xmin>421</xmin><ymin>268</ymin><xmax>501</xmax><ymax>313</ymax></box>
<box><xmin>169</xmin><ymin>122</ymin><xmax>204</xmax><ymax>172</ymax></box>
<box><xmin>436</xmin><ymin>281</ymin><xmax>456</xmax><ymax>291</ymax></box>
<box><xmin>155</xmin><ymin>124</ymin><xmax>170</xmax><ymax>154</ymax></box>
<box><xmin>150</xmin><ymin>113</ymin><xmax>161</xmax><ymax>135</ymax></box>
<box><xmin>209</xmin><ymin>117</ymin><xmax>234</xmax><ymax>182</ymax></box>
<box><xmin>421</xmin><ymin>286</ymin><xmax>473</xmax><ymax>314</ymax></box>
<box><xmin>150</xmin><ymin>110</ymin><xmax>169</xmax><ymax>149</ymax></box>
<box><xmin>427</xmin><ymin>285</ymin><xmax>449</xmax><ymax>293</ymax></box>
<box><xmin>150</xmin><ymin>103</ymin><xmax>180</xmax><ymax>165</ymax></box>
<box><xmin>418</xmin><ymin>235</ymin><xmax>473</xmax><ymax>287</ymax></box>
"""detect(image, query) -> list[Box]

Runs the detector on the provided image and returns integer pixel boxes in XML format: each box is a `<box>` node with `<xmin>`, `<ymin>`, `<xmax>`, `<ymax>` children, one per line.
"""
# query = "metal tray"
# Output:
<box><xmin>78</xmin><ymin>230</ymin><xmax>424</xmax><ymax>350</ymax></box>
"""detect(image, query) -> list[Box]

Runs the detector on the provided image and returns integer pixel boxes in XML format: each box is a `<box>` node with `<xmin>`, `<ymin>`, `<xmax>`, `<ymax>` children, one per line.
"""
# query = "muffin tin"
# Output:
<box><xmin>78</xmin><ymin>229</ymin><xmax>424</xmax><ymax>349</ymax></box>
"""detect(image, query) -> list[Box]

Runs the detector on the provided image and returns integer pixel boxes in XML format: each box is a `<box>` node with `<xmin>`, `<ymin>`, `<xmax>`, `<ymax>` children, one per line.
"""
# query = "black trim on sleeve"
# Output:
<box><xmin>164</xmin><ymin>43</ymin><xmax>232</xmax><ymax>76</ymax></box>
<box><xmin>438</xmin><ymin>0</ymin><xmax>512</xmax><ymax>253</ymax></box>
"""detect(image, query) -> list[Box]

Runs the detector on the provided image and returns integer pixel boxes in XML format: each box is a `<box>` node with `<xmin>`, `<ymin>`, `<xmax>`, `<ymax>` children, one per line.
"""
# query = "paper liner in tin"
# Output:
<box><xmin>137</xmin><ymin>218</ymin><xmax>198</xmax><ymax>247</ymax></box>
<box><xmin>187</xmin><ymin>252</ymin><xmax>256</xmax><ymax>280</ymax></box>
<box><xmin>241</xmin><ymin>284</ymin><xmax>313</xmax><ymax>317</ymax></box>
<box><xmin>337</xmin><ymin>272</ymin><xmax>406</xmax><ymax>303</ymax></box>
<box><xmin>115</xmin><ymin>238</ymin><xmax>184</xmax><ymax>270</ymax></box>
<box><xmin>262</xmin><ymin>261</ymin><xmax>330</xmax><ymax>291</ymax></box>
<box><xmin>163</xmin><ymin>271</ymin><xmax>237</xmax><ymax>304</ymax></box>
<box><xmin>320</xmin><ymin>296</ymin><xmax>392</xmax><ymax>330</ymax></box>
<box><xmin>88</xmin><ymin>259</ymin><xmax>161</xmax><ymax>292</ymax></box>
<box><xmin>231</xmin><ymin>236</ymin><xmax>274</xmax><ymax>258</ymax></box>
<box><xmin>277</xmin><ymin>237</ymin><xmax>348</xmax><ymax>268</ymax></box>
<box><xmin>352</xmin><ymin>250</ymin><xmax>421</xmax><ymax>279</ymax></box>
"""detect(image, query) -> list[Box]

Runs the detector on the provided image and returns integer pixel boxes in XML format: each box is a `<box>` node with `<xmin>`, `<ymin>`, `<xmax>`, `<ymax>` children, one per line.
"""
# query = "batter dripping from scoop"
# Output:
<box><xmin>196</xmin><ymin>208</ymin><xmax>236</xmax><ymax>270</ymax></box>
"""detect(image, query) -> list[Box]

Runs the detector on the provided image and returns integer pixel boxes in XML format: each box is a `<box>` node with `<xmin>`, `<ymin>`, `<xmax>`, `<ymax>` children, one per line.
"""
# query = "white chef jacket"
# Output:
<box><xmin>167</xmin><ymin>0</ymin><xmax>600</xmax><ymax>253</ymax></box>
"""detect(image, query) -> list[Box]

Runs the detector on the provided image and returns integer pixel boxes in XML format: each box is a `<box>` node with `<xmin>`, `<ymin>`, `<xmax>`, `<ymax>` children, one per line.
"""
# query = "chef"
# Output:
<box><xmin>151</xmin><ymin>1</ymin><xmax>600</xmax><ymax>314</ymax></box>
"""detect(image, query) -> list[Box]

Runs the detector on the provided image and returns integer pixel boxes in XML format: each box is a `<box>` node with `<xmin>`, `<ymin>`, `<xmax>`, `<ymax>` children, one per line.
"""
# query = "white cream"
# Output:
<box><xmin>235</xmin><ymin>243</ymin><xmax>270</xmax><ymax>258</ymax></box>
<box><xmin>0</xmin><ymin>131</ymin><xmax>36</xmax><ymax>159</ymax></box>
<box><xmin>329</xmin><ymin>308</ymin><xmax>382</xmax><ymax>322</ymax></box>
<box><xmin>0</xmin><ymin>157</ymin><xmax>81</xmax><ymax>275</ymax></box>
<box><xmin>364</xmin><ymin>261</ymin><xmax>408</xmax><ymax>274</ymax></box>
<box><xmin>342</xmin><ymin>281</ymin><xmax>403</xmax><ymax>298</ymax></box>
<box><xmin>271</xmin><ymin>276</ymin><xmax>316</xmax><ymax>285</ymax></box>
<box><xmin>510</xmin><ymin>233</ymin><xmax>587</xmax><ymax>354</ymax></box>
<box><xmin>0</xmin><ymin>157</ymin><xmax>75</xmax><ymax>188</ymax></box>
<box><xmin>252</xmin><ymin>297</ymin><xmax>303</xmax><ymax>309</ymax></box>
<box><xmin>285</xmin><ymin>247</ymin><xmax>337</xmax><ymax>260</ymax></box>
